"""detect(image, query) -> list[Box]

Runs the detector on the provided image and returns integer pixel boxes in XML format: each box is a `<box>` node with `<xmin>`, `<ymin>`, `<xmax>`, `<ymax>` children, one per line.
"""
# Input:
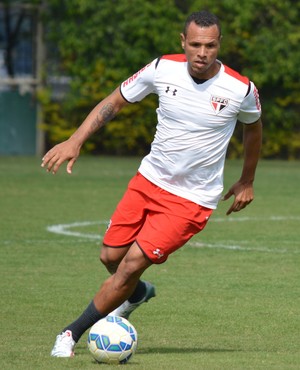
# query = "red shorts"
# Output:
<box><xmin>103</xmin><ymin>172</ymin><xmax>213</xmax><ymax>264</ymax></box>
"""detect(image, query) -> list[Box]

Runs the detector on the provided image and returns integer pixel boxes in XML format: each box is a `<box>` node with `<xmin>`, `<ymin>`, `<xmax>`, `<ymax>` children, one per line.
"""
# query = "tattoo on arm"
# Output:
<box><xmin>91</xmin><ymin>103</ymin><xmax>115</xmax><ymax>131</ymax></box>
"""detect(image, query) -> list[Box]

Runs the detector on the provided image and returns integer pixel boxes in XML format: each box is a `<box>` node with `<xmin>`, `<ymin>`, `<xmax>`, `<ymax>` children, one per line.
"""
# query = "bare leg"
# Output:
<box><xmin>94</xmin><ymin>242</ymin><xmax>152</xmax><ymax>314</ymax></box>
<box><xmin>100</xmin><ymin>244</ymin><xmax>130</xmax><ymax>274</ymax></box>
<box><xmin>54</xmin><ymin>242</ymin><xmax>152</xmax><ymax>346</ymax></box>
<box><xmin>51</xmin><ymin>242</ymin><xmax>153</xmax><ymax>355</ymax></box>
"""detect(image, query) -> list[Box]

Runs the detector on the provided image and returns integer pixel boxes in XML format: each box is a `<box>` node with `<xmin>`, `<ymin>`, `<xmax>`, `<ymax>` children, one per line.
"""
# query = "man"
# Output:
<box><xmin>42</xmin><ymin>10</ymin><xmax>262</xmax><ymax>357</ymax></box>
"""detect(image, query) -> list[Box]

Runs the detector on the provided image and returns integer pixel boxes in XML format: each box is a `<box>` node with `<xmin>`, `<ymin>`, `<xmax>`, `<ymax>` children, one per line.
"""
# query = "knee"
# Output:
<box><xmin>100</xmin><ymin>252</ymin><xmax>116</xmax><ymax>274</ymax></box>
<box><xmin>100</xmin><ymin>245</ymin><xmax>125</xmax><ymax>274</ymax></box>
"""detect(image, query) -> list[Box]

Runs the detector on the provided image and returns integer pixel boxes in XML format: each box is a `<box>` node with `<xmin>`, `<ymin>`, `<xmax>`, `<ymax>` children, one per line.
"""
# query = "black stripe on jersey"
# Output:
<box><xmin>119</xmin><ymin>86</ymin><xmax>132</xmax><ymax>104</ymax></box>
<box><xmin>155</xmin><ymin>57</ymin><xmax>162</xmax><ymax>69</ymax></box>
<box><xmin>245</xmin><ymin>82</ymin><xmax>251</xmax><ymax>97</ymax></box>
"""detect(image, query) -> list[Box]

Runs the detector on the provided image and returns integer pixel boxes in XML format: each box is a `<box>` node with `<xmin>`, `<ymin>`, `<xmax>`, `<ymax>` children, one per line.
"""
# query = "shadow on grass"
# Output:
<box><xmin>76</xmin><ymin>345</ymin><xmax>239</xmax><ymax>367</ymax></box>
<box><xmin>77</xmin><ymin>342</ymin><xmax>237</xmax><ymax>356</ymax></box>
<box><xmin>138</xmin><ymin>347</ymin><xmax>239</xmax><ymax>354</ymax></box>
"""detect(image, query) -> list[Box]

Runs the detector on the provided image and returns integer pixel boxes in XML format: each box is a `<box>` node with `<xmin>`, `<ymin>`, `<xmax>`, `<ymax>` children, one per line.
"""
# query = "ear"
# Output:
<box><xmin>180</xmin><ymin>33</ymin><xmax>185</xmax><ymax>50</ymax></box>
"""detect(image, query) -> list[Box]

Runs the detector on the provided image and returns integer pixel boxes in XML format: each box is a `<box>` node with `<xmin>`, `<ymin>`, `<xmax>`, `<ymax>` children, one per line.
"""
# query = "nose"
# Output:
<box><xmin>197</xmin><ymin>46</ymin><xmax>207</xmax><ymax>58</ymax></box>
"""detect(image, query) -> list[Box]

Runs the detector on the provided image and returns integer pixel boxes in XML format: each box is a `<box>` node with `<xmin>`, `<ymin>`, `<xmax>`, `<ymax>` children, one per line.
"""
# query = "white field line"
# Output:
<box><xmin>188</xmin><ymin>241</ymin><xmax>296</xmax><ymax>254</ymax></box>
<box><xmin>209</xmin><ymin>216</ymin><xmax>300</xmax><ymax>222</ymax></box>
<box><xmin>47</xmin><ymin>221</ymin><xmax>106</xmax><ymax>240</ymax></box>
<box><xmin>45</xmin><ymin>217</ymin><xmax>300</xmax><ymax>254</ymax></box>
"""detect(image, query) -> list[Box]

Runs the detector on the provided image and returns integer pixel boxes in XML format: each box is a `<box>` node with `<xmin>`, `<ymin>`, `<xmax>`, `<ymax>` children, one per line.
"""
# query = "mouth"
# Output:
<box><xmin>194</xmin><ymin>60</ymin><xmax>207</xmax><ymax>67</ymax></box>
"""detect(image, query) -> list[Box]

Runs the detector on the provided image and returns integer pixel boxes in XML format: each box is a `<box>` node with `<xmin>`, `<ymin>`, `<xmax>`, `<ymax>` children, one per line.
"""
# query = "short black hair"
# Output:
<box><xmin>183</xmin><ymin>10</ymin><xmax>221</xmax><ymax>38</ymax></box>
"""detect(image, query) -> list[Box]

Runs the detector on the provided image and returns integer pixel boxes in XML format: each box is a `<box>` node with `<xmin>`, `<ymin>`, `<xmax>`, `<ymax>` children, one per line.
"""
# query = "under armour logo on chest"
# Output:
<box><xmin>165</xmin><ymin>86</ymin><xmax>177</xmax><ymax>96</ymax></box>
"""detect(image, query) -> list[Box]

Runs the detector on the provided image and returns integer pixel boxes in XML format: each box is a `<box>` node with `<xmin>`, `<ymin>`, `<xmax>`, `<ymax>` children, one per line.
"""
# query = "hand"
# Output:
<box><xmin>222</xmin><ymin>180</ymin><xmax>254</xmax><ymax>215</ymax></box>
<box><xmin>41</xmin><ymin>139</ymin><xmax>81</xmax><ymax>174</ymax></box>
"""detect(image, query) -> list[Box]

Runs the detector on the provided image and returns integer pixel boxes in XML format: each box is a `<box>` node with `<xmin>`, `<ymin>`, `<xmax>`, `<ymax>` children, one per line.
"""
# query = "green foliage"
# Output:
<box><xmin>40</xmin><ymin>0</ymin><xmax>300</xmax><ymax>158</ymax></box>
<box><xmin>41</xmin><ymin>0</ymin><xmax>184</xmax><ymax>154</ymax></box>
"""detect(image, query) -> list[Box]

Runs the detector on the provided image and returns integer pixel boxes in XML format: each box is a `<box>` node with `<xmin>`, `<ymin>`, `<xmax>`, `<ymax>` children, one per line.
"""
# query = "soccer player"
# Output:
<box><xmin>42</xmin><ymin>10</ymin><xmax>262</xmax><ymax>357</ymax></box>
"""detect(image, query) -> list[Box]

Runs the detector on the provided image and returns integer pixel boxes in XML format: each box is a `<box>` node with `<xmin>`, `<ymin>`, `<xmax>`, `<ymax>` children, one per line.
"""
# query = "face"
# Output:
<box><xmin>181</xmin><ymin>22</ymin><xmax>221</xmax><ymax>79</ymax></box>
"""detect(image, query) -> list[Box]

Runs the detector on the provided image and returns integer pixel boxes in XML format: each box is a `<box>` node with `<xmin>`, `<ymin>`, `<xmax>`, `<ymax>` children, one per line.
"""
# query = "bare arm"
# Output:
<box><xmin>223</xmin><ymin>118</ymin><xmax>262</xmax><ymax>215</ymax></box>
<box><xmin>41</xmin><ymin>87</ymin><xmax>128</xmax><ymax>174</ymax></box>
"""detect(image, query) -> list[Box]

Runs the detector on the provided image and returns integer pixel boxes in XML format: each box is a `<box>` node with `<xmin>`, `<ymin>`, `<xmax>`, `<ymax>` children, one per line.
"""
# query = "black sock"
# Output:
<box><xmin>63</xmin><ymin>283</ymin><xmax>146</xmax><ymax>342</ymax></box>
<box><xmin>63</xmin><ymin>300</ymin><xmax>104</xmax><ymax>343</ymax></box>
<box><xmin>128</xmin><ymin>280</ymin><xmax>146</xmax><ymax>303</ymax></box>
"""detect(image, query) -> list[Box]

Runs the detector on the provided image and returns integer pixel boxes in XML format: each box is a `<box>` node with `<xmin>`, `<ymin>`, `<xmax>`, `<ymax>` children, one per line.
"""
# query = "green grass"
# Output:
<box><xmin>0</xmin><ymin>156</ymin><xmax>299</xmax><ymax>369</ymax></box>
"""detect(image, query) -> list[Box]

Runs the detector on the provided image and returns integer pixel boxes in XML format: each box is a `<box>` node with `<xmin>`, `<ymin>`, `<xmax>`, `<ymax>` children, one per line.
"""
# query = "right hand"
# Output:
<box><xmin>41</xmin><ymin>139</ymin><xmax>81</xmax><ymax>174</ymax></box>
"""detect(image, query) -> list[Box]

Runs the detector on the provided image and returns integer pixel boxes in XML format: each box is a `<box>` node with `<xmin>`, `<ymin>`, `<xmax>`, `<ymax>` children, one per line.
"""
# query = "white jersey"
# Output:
<box><xmin>120</xmin><ymin>54</ymin><xmax>261</xmax><ymax>209</ymax></box>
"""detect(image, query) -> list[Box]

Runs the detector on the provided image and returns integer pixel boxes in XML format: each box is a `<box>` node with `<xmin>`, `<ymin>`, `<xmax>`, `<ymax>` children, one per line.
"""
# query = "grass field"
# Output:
<box><xmin>0</xmin><ymin>156</ymin><xmax>299</xmax><ymax>370</ymax></box>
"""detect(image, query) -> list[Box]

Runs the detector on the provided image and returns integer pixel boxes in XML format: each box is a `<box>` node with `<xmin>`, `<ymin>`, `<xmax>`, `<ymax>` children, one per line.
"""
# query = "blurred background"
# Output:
<box><xmin>0</xmin><ymin>0</ymin><xmax>299</xmax><ymax>158</ymax></box>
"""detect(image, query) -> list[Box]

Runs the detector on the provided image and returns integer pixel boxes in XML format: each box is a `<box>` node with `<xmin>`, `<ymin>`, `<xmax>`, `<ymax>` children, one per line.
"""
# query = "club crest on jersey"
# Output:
<box><xmin>210</xmin><ymin>95</ymin><xmax>229</xmax><ymax>114</ymax></box>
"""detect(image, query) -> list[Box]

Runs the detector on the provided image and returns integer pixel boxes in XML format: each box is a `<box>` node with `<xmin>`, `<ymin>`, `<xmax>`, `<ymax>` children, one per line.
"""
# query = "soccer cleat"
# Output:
<box><xmin>50</xmin><ymin>330</ymin><xmax>75</xmax><ymax>357</ymax></box>
<box><xmin>109</xmin><ymin>281</ymin><xmax>156</xmax><ymax>319</ymax></box>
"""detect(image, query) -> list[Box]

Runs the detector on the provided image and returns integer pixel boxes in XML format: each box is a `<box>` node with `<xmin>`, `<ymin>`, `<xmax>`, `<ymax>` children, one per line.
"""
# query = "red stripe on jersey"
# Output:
<box><xmin>161</xmin><ymin>54</ymin><xmax>187</xmax><ymax>62</ymax></box>
<box><xmin>224</xmin><ymin>65</ymin><xmax>249</xmax><ymax>85</ymax></box>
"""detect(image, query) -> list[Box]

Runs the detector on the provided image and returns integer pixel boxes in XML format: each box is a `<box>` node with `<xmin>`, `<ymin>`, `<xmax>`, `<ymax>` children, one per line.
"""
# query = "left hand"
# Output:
<box><xmin>222</xmin><ymin>180</ymin><xmax>254</xmax><ymax>215</ymax></box>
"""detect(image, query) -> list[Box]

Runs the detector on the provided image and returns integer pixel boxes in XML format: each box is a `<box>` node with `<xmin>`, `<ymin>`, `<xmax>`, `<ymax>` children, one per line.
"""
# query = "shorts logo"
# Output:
<box><xmin>211</xmin><ymin>95</ymin><xmax>229</xmax><ymax>114</ymax></box>
<box><xmin>152</xmin><ymin>248</ymin><xmax>164</xmax><ymax>259</ymax></box>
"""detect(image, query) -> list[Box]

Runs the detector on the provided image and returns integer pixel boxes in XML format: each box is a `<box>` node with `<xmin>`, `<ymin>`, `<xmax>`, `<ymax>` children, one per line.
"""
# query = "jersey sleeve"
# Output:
<box><xmin>120</xmin><ymin>58</ymin><xmax>158</xmax><ymax>103</ymax></box>
<box><xmin>237</xmin><ymin>81</ymin><xmax>262</xmax><ymax>124</ymax></box>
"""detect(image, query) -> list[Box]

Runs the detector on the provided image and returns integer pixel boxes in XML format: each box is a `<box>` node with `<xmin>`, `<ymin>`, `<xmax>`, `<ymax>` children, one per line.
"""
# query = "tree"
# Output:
<box><xmin>41</xmin><ymin>0</ymin><xmax>185</xmax><ymax>154</ymax></box>
<box><xmin>41</xmin><ymin>0</ymin><xmax>300</xmax><ymax>158</ymax></box>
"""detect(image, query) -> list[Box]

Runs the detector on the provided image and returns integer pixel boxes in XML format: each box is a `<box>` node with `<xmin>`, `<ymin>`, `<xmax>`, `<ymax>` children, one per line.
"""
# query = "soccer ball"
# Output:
<box><xmin>87</xmin><ymin>315</ymin><xmax>138</xmax><ymax>364</ymax></box>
